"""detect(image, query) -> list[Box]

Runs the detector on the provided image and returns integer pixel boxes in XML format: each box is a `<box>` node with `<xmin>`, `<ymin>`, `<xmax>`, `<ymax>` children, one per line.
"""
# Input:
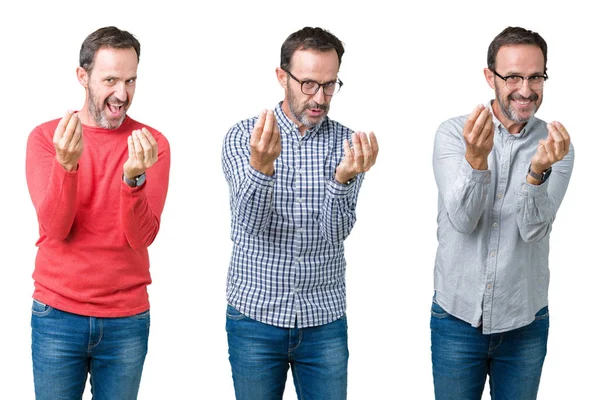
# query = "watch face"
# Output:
<box><xmin>136</xmin><ymin>173</ymin><xmax>146</xmax><ymax>186</ymax></box>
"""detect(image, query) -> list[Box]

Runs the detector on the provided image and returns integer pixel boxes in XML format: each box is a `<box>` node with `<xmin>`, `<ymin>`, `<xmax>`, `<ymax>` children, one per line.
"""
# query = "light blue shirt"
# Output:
<box><xmin>432</xmin><ymin>102</ymin><xmax>574</xmax><ymax>334</ymax></box>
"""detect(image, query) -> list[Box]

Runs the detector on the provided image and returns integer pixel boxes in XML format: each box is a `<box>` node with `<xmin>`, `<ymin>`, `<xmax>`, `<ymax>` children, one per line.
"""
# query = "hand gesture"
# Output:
<box><xmin>334</xmin><ymin>131</ymin><xmax>379</xmax><ymax>184</ymax></box>
<box><xmin>123</xmin><ymin>128</ymin><xmax>158</xmax><ymax>179</ymax></box>
<box><xmin>249</xmin><ymin>109</ymin><xmax>281</xmax><ymax>176</ymax></box>
<box><xmin>530</xmin><ymin>121</ymin><xmax>571</xmax><ymax>173</ymax></box>
<box><xmin>53</xmin><ymin>110</ymin><xmax>83</xmax><ymax>171</ymax></box>
<box><xmin>464</xmin><ymin>104</ymin><xmax>494</xmax><ymax>170</ymax></box>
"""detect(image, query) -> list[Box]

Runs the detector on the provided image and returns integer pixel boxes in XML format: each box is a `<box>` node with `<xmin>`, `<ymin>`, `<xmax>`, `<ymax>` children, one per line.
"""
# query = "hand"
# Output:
<box><xmin>123</xmin><ymin>128</ymin><xmax>158</xmax><ymax>179</ymax></box>
<box><xmin>53</xmin><ymin>110</ymin><xmax>83</xmax><ymax>171</ymax></box>
<box><xmin>529</xmin><ymin>121</ymin><xmax>571</xmax><ymax>175</ymax></box>
<box><xmin>249</xmin><ymin>109</ymin><xmax>281</xmax><ymax>175</ymax></box>
<box><xmin>334</xmin><ymin>131</ymin><xmax>379</xmax><ymax>184</ymax></box>
<box><xmin>463</xmin><ymin>104</ymin><xmax>494</xmax><ymax>170</ymax></box>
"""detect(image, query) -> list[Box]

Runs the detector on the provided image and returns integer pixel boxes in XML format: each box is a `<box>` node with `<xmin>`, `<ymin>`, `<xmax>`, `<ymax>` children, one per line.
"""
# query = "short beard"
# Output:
<box><xmin>88</xmin><ymin>89</ymin><xmax>127</xmax><ymax>130</ymax></box>
<box><xmin>496</xmin><ymin>86</ymin><xmax>538</xmax><ymax>124</ymax></box>
<box><xmin>287</xmin><ymin>81</ymin><xmax>329</xmax><ymax>128</ymax></box>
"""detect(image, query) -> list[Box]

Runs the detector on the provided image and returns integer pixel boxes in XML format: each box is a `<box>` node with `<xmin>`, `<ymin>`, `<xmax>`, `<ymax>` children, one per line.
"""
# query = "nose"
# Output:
<box><xmin>313</xmin><ymin>85</ymin><xmax>326</xmax><ymax>104</ymax></box>
<box><xmin>518</xmin><ymin>78</ymin><xmax>533</xmax><ymax>97</ymax></box>
<box><xmin>113</xmin><ymin>82</ymin><xmax>127</xmax><ymax>102</ymax></box>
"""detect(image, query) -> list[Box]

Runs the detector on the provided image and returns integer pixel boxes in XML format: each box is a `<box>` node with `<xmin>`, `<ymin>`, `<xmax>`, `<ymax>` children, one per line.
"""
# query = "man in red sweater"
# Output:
<box><xmin>26</xmin><ymin>26</ymin><xmax>170</xmax><ymax>399</ymax></box>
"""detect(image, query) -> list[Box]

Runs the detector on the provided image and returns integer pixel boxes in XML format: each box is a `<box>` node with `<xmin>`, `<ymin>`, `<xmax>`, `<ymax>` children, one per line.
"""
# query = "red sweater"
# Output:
<box><xmin>26</xmin><ymin>116</ymin><xmax>170</xmax><ymax>317</ymax></box>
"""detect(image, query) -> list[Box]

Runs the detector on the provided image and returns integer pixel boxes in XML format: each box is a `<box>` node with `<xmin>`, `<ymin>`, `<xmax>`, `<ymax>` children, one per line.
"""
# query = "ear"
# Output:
<box><xmin>276</xmin><ymin>67</ymin><xmax>287</xmax><ymax>89</ymax></box>
<box><xmin>484</xmin><ymin>68</ymin><xmax>495</xmax><ymax>89</ymax></box>
<box><xmin>77</xmin><ymin>67</ymin><xmax>89</xmax><ymax>88</ymax></box>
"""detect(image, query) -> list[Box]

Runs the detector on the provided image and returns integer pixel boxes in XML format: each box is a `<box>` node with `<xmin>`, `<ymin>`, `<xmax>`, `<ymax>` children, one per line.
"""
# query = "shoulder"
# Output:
<box><xmin>438</xmin><ymin>114</ymin><xmax>469</xmax><ymax>133</ymax></box>
<box><xmin>126</xmin><ymin>117</ymin><xmax>169</xmax><ymax>147</ymax></box>
<box><xmin>225</xmin><ymin>114</ymin><xmax>259</xmax><ymax>142</ymax></box>
<box><xmin>320</xmin><ymin>117</ymin><xmax>352</xmax><ymax>140</ymax></box>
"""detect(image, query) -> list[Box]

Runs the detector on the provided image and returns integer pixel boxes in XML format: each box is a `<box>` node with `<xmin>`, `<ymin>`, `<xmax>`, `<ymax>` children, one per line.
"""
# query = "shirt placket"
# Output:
<box><xmin>482</xmin><ymin>129</ymin><xmax>513</xmax><ymax>333</ymax></box>
<box><xmin>291</xmin><ymin>130</ymin><xmax>306</xmax><ymax>326</ymax></box>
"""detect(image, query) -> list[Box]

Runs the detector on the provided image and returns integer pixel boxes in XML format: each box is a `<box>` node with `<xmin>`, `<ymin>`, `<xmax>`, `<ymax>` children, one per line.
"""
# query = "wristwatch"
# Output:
<box><xmin>528</xmin><ymin>164</ymin><xmax>552</xmax><ymax>183</ymax></box>
<box><xmin>123</xmin><ymin>172</ymin><xmax>146</xmax><ymax>188</ymax></box>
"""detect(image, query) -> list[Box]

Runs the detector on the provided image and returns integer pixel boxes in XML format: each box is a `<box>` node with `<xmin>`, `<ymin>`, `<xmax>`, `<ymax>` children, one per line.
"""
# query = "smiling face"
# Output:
<box><xmin>77</xmin><ymin>47</ymin><xmax>138</xmax><ymax>129</ymax></box>
<box><xmin>485</xmin><ymin>44</ymin><xmax>545</xmax><ymax>134</ymax></box>
<box><xmin>277</xmin><ymin>49</ymin><xmax>339</xmax><ymax>134</ymax></box>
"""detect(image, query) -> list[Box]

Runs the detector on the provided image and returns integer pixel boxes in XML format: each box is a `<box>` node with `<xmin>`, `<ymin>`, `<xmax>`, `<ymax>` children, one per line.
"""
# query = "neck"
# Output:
<box><xmin>491</xmin><ymin>100</ymin><xmax>526</xmax><ymax>134</ymax></box>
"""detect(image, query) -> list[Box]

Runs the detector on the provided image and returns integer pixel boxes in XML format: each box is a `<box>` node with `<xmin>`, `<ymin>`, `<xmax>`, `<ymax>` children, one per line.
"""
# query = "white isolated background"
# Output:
<box><xmin>0</xmin><ymin>0</ymin><xmax>596</xmax><ymax>399</ymax></box>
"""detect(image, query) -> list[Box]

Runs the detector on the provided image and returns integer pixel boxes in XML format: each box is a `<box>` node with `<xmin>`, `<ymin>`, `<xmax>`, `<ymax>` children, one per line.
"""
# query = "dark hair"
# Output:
<box><xmin>79</xmin><ymin>26</ymin><xmax>141</xmax><ymax>72</ymax></box>
<box><xmin>487</xmin><ymin>26</ymin><xmax>547</xmax><ymax>72</ymax></box>
<box><xmin>280</xmin><ymin>27</ymin><xmax>344</xmax><ymax>70</ymax></box>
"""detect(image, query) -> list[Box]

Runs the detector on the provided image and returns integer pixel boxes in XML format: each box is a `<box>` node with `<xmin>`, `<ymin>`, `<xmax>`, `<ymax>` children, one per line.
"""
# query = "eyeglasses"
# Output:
<box><xmin>491</xmin><ymin>69</ymin><xmax>548</xmax><ymax>90</ymax></box>
<box><xmin>282</xmin><ymin>68</ymin><xmax>343</xmax><ymax>96</ymax></box>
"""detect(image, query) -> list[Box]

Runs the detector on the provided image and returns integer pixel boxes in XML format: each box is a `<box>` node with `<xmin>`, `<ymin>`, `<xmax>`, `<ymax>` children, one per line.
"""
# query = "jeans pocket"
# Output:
<box><xmin>534</xmin><ymin>306</ymin><xmax>549</xmax><ymax>320</ymax></box>
<box><xmin>31</xmin><ymin>299</ymin><xmax>53</xmax><ymax>317</ymax></box>
<box><xmin>226</xmin><ymin>304</ymin><xmax>247</xmax><ymax>321</ymax></box>
<box><xmin>431</xmin><ymin>301</ymin><xmax>450</xmax><ymax>319</ymax></box>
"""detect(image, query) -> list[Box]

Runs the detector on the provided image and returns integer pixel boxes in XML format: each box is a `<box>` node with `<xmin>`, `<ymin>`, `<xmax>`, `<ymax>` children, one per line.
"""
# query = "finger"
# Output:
<box><xmin>472</xmin><ymin>108</ymin><xmax>490</xmax><ymax>142</ymax></box>
<box><xmin>127</xmin><ymin>135</ymin><xmax>135</xmax><ymax>161</ymax></box>
<box><xmin>53</xmin><ymin>110</ymin><xmax>74</xmax><ymax>144</ymax></box>
<box><xmin>131</xmin><ymin>130</ymin><xmax>143</xmax><ymax>161</ymax></box>
<box><xmin>358</xmin><ymin>132</ymin><xmax>371</xmax><ymax>167</ymax></box>
<box><xmin>140</xmin><ymin>128</ymin><xmax>158</xmax><ymax>161</ymax></box>
<box><xmin>463</xmin><ymin>104</ymin><xmax>484</xmax><ymax>138</ymax></box>
<box><xmin>541</xmin><ymin>140</ymin><xmax>554</xmax><ymax>164</ymax></box>
<box><xmin>352</xmin><ymin>132</ymin><xmax>363</xmax><ymax>163</ymax></box>
<box><xmin>261</xmin><ymin>110</ymin><xmax>275</xmax><ymax>145</ymax></box>
<box><xmin>270</xmin><ymin>116</ymin><xmax>281</xmax><ymax>146</ymax></box>
<box><xmin>482</xmin><ymin>112</ymin><xmax>494</xmax><ymax>144</ymax></box>
<box><xmin>342</xmin><ymin>138</ymin><xmax>353</xmax><ymax>161</ymax></box>
<box><xmin>136</xmin><ymin>130</ymin><xmax>153</xmax><ymax>162</ymax></box>
<box><xmin>368</xmin><ymin>132</ymin><xmax>379</xmax><ymax>164</ymax></box>
<box><xmin>71</xmin><ymin>117</ymin><xmax>84</xmax><ymax>151</ymax></box>
<box><xmin>59</xmin><ymin>111</ymin><xmax>80</xmax><ymax>148</ymax></box>
<box><xmin>251</xmin><ymin>110</ymin><xmax>267</xmax><ymax>146</ymax></box>
<box><xmin>549</xmin><ymin>121</ymin><xmax>570</xmax><ymax>154</ymax></box>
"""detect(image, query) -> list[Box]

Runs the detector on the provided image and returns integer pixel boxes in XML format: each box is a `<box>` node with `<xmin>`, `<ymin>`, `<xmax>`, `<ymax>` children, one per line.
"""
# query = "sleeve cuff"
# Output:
<box><xmin>459</xmin><ymin>158</ymin><xmax>491</xmax><ymax>184</ymax></box>
<box><xmin>326</xmin><ymin>177</ymin><xmax>357</xmax><ymax>198</ymax></box>
<box><xmin>247</xmin><ymin>164</ymin><xmax>276</xmax><ymax>189</ymax></box>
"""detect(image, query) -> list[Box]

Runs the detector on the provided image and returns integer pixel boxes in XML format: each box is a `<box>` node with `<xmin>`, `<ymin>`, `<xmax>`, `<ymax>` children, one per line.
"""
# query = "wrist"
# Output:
<box><xmin>123</xmin><ymin>172</ymin><xmax>146</xmax><ymax>188</ymax></box>
<box><xmin>465</xmin><ymin>154</ymin><xmax>488</xmax><ymax>171</ymax></box>
<box><xmin>334</xmin><ymin>170</ymin><xmax>354</xmax><ymax>185</ymax></box>
<box><xmin>250</xmin><ymin>160</ymin><xmax>275</xmax><ymax>176</ymax></box>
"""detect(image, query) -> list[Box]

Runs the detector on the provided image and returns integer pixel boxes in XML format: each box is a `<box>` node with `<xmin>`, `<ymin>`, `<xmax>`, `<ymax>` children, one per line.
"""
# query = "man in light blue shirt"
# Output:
<box><xmin>431</xmin><ymin>26</ymin><xmax>574</xmax><ymax>400</ymax></box>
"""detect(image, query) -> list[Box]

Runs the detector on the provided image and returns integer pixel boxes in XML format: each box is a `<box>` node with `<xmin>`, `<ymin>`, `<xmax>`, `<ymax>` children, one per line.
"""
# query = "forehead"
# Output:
<box><xmin>495</xmin><ymin>44</ymin><xmax>544</xmax><ymax>73</ymax></box>
<box><xmin>90</xmin><ymin>47</ymin><xmax>138</xmax><ymax>76</ymax></box>
<box><xmin>289</xmin><ymin>49</ymin><xmax>339</xmax><ymax>80</ymax></box>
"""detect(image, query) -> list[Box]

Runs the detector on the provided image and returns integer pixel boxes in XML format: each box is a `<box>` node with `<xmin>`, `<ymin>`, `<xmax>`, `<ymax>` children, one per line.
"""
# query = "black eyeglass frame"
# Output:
<box><xmin>282</xmin><ymin>68</ymin><xmax>344</xmax><ymax>96</ymax></box>
<box><xmin>491</xmin><ymin>69</ymin><xmax>549</xmax><ymax>88</ymax></box>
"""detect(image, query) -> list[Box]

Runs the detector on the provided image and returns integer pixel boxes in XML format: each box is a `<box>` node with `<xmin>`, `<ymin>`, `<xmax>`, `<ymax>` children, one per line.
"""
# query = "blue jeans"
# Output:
<box><xmin>430</xmin><ymin>300</ymin><xmax>549</xmax><ymax>400</ymax></box>
<box><xmin>226</xmin><ymin>304</ymin><xmax>348</xmax><ymax>400</ymax></box>
<box><xmin>31</xmin><ymin>300</ymin><xmax>150</xmax><ymax>400</ymax></box>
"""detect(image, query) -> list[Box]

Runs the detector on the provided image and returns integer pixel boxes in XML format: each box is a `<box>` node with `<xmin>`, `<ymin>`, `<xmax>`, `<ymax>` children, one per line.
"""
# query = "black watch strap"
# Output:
<box><xmin>528</xmin><ymin>165</ymin><xmax>552</xmax><ymax>182</ymax></box>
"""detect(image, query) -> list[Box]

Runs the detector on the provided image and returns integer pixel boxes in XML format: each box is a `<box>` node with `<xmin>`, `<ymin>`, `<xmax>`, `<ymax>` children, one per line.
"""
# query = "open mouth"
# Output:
<box><xmin>106</xmin><ymin>102</ymin><xmax>125</xmax><ymax>117</ymax></box>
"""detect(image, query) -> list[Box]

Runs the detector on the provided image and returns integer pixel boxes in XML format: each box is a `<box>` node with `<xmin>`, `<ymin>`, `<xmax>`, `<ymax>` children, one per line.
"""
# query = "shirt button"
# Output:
<box><xmin>497</xmin><ymin>193</ymin><xmax>503</xmax><ymax>199</ymax></box>
<box><xmin>490</xmin><ymin>251</ymin><xmax>496</xmax><ymax>257</ymax></box>
<box><xmin>487</xmin><ymin>284</ymin><xmax>492</xmax><ymax>289</ymax></box>
<box><xmin>493</xmin><ymin>222</ymin><xmax>498</xmax><ymax>228</ymax></box>
<box><xmin>297</xmin><ymin>198</ymin><xmax>303</xmax><ymax>203</ymax></box>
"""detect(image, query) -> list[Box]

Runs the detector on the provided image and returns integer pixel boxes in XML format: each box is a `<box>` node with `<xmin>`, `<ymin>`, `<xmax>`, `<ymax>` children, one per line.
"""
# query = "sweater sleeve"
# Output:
<box><xmin>26</xmin><ymin>124</ymin><xmax>79</xmax><ymax>240</ymax></box>
<box><xmin>120</xmin><ymin>132</ymin><xmax>171</xmax><ymax>250</ymax></box>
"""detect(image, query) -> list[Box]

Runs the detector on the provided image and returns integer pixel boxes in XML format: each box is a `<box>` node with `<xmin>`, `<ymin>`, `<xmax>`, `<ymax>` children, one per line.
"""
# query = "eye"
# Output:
<box><xmin>529</xmin><ymin>75</ymin><xmax>544</xmax><ymax>82</ymax></box>
<box><xmin>126</xmin><ymin>78</ymin><xmax>136</xmax><ymax>84</ymax></box>
<box><xmin>505</xmin><ymin>75</ymin><xmax>523</xmax><ymax>84</ymax></box>
<box><xmin>302</xmin><ymin>81</ymin><xmax>318</xmax><ymax>91</ymax></box>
